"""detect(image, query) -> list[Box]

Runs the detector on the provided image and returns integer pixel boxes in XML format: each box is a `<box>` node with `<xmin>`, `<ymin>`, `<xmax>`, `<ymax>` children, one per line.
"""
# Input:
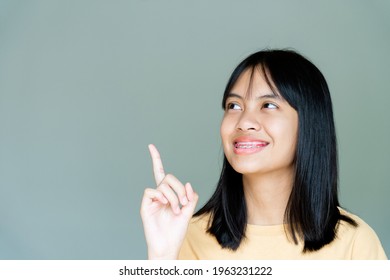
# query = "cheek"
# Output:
<box><xmin>220</xmin><ymin>115</ymin><xmax>232</xmax><ymax>138</ymax></box>
<box><xmin>220</xmin><ymin>116</ymin><xmax>235</xmax><ymax>151</ymax></box>
<box><xmin>269</xmin><ymin>118</ymin><xmax>298</xmax><ymax>145</ymax></box>
<box><xmin>278</xmin><ymin>120</ymin><xmax>298</xmax><ymax>154</ymax></box>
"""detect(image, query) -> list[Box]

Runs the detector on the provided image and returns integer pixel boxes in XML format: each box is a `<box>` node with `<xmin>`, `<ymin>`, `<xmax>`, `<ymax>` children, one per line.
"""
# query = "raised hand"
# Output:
<box><xmin>140</xmin><ymin>144</ymin><xmax>198</xmax><ymax>259</ymax></box>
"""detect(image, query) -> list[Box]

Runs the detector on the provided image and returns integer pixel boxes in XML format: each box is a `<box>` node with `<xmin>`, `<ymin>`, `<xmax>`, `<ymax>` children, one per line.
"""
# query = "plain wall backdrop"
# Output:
<box><xmin>0</xmin><ymin>0</ymin><xmax>389</xmax><ymax>259</ymax></box>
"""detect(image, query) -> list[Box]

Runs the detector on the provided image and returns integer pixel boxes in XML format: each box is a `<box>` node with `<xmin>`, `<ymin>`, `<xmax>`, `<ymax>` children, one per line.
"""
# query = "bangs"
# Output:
<box><xmin>222</xmin><ymin>63</ymin><xmax>283</xmax><ymax>109</ymax></box>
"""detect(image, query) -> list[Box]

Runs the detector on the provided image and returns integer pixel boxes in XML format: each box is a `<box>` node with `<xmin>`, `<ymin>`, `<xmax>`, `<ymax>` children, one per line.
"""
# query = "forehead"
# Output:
<box><xmin>229</xmin><ymin>67</ymin><xmax>281</xmax><ymax>99</ymax></box>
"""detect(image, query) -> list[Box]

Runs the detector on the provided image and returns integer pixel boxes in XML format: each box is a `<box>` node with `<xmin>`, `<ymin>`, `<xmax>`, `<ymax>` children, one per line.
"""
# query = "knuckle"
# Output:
<box><xmin>157</xmin><ymin>182</ymin><xmax>168</xmax><ymax>191</ymax></box>
<box><xmin>143</xmin><ymin>188</ymin><xmax>153</xmax><ymax>195</ymax></box>
<box><xmin>143</xmin><ymin>189</ymin><xmax>149</xmax><ymax>196</ymax></box>
<box><xmin>165</xmin><ymin>173</ymin><xmax>174</xmax><ymax>180</ymax></box>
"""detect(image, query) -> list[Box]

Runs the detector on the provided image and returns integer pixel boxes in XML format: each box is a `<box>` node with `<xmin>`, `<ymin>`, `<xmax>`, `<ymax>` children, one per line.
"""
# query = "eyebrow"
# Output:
<box><xmin>226</xmin><ymin>92</ymin><xmax>281</xmax><ymax>100</ymax></box>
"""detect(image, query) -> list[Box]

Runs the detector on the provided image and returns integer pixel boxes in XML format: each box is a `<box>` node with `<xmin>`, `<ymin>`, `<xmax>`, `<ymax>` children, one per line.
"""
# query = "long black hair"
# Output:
<box><xmin>195</xmin><ymin>49</ymin><xmax>356</xmax><ymax>252</ymax></box>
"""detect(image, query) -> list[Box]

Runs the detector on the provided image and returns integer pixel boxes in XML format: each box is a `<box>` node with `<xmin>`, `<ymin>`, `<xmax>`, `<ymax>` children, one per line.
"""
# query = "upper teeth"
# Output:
<box><xmin>235</xmin><ymin>142</ymin><xmax>264</xmax><ymax>148</ymax></box>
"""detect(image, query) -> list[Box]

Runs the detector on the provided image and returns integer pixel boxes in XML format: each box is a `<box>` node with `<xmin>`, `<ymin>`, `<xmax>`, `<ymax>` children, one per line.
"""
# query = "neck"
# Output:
<box><xmin>243</xmin><ymin>168</ymin><xmax>294</xmax><ymax>226</ymax></box>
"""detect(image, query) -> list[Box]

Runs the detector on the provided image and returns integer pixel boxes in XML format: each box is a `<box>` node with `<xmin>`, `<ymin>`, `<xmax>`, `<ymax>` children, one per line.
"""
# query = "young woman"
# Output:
<box><xmin>140</xmin><ymin>49</ymin><xmax>387</xmax><ymax>260</ymax></box>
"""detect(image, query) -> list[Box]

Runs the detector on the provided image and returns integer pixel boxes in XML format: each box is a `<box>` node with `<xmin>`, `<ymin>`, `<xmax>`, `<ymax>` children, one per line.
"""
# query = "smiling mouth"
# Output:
<box><xmin>234</xmin><ymin>141</ymin><xmax>269</xmax><ymax>149</ymax></box>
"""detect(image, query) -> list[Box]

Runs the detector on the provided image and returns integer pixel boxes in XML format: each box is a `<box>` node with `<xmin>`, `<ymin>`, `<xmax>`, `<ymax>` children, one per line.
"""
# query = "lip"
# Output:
<box><xmin>232</xmin><ymin>136</ymin><xmax>269</xmax><ymax>155</ymax></box>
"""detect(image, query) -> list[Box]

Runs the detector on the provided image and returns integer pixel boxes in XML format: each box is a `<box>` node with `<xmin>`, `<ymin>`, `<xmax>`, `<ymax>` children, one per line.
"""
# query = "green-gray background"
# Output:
<box><xmin>0</xmin><ymin>0</ymin><xmax>389</xmax><ymax>259</ymax></box>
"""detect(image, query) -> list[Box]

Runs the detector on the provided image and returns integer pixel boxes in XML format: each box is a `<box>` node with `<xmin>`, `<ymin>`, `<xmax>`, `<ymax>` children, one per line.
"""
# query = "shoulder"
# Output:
<box><xmin>337</xmin><ymin>208</ymin><xmax>387</xmax><ymax>259</ymax></box>
<box><xmin>338</xmin><ymin>208</ymin><xmax>378</xmax><ymax>238</ymax></box>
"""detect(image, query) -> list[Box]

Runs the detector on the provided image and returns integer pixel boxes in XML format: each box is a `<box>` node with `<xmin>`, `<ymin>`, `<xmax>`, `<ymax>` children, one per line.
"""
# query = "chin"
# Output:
<box><xmin>228</xmin><ymin>161</ymin><xmax>265</xmax><ymax>175</ymax></box>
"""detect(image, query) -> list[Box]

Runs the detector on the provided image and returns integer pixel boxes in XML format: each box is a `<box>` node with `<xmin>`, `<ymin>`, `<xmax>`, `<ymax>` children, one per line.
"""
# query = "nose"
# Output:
<box><xmin>236</xmin><ymin>110</ymin><xmax>261</xmax><ymax>131</ymax></box>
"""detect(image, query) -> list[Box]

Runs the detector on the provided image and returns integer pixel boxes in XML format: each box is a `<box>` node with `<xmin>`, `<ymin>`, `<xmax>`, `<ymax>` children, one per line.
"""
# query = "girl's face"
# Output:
<box><xmin>220</xmin><ymin>68</ymin><xmax>298</xmax><ymax>177</ymax></box>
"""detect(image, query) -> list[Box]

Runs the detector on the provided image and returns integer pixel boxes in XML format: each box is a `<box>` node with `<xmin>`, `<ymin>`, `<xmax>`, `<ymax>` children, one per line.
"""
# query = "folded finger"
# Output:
<box><xmin>142</xmin><ymin>188</ymin><xmax>168</xmax><ymax>205</ymax></box>
<box><xmin>185</xmin><ymin>182</ymin><xmax>195</xmax><ymax>202</ymax></box>
<box><xmin>159</xmin><ymin>174</ymin><xmax>188</xmax><ymax>206</ymax></box>
<box><xmin>158</xmin><ymin>183</ymin><xmax>181</xmax><ymax>214</ymax></box>
<box><xmin>181</xmin><ymin>183</ymin><xmax>199</xmax><ymax>217</ymax></box>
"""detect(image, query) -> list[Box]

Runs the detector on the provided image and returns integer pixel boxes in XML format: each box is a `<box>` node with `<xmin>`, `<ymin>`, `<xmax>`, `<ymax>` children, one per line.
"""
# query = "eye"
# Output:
<box><xmin>226</xmin><ymin>102</ymin><xmax>242</xmax><ymax>111</ymax></box>
<box><xmin>262</xmin><ymin>102</ymin><xmax>278</xmax><ymax>109</ymax></box>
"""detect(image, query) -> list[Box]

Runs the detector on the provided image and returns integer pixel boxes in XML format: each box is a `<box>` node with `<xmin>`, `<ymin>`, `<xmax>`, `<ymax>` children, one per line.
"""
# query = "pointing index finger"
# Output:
<box><xmin>148</xmin><ymin>144</ymin><xmax>166</xmax><ymax>186</ymax></box>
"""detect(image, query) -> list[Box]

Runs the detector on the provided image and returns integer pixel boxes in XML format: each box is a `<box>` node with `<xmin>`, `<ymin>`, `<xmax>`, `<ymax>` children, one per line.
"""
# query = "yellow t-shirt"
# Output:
<box><xmin>178</xmin><ymin>209</ymin><xmax>387</xmax><ymax>260</ymax></box>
